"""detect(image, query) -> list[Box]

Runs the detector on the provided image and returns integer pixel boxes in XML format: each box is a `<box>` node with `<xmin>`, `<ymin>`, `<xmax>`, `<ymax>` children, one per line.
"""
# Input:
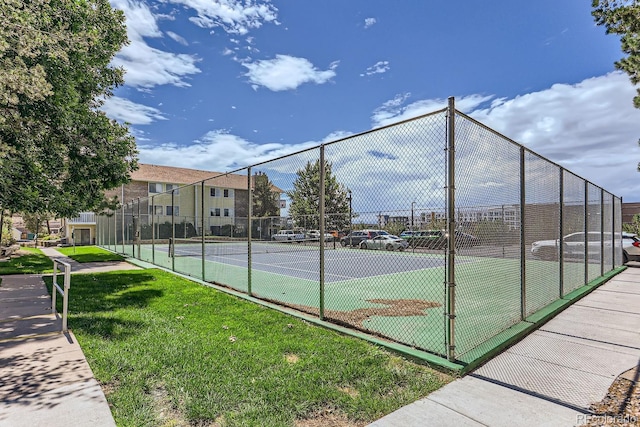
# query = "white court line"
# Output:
<box><xmin>250</xmin><ymin>258</ymin><xmax>358</xmax><ymax>281</ymax></box>
<box><xmin>171</xmin><ymin>246</ymin><xmax>452</xmax><ymax>282</ymax></box>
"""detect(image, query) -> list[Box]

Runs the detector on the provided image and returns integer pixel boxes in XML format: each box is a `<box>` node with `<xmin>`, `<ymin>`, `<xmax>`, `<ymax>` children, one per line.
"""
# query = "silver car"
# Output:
<box><xmin>307</xmin><ymin>230</ymin><xmax>334</xmax><ymax>241</ymax></box>
<box><xmin>531</xmin><ymin>232</ymin><xmax>612</xmax><ymax>260</ymax></box>
<box><xmin>359</xmin><ymin>234</ymin><xmax>409</xmax><ymax>251</ymax></box>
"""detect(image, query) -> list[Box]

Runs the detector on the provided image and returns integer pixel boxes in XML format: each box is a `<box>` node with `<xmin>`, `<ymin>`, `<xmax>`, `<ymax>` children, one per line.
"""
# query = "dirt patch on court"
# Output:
<box><xmin>287</xmin><ymin>298</ymin><xmax>441</xmax><ymax>328</ymax></box>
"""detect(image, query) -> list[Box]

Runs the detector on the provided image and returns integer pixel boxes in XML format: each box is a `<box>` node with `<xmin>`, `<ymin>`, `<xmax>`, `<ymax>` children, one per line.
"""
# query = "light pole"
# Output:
<box><xmin>411</xmin><ymin>201</ymin><xmax>416</xmax><ymax>231</ymax></box>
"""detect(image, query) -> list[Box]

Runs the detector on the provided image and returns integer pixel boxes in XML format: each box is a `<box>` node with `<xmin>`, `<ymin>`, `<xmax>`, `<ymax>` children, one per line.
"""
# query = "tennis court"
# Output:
<box><xmin>100</xmin><ymin>104</ymin><xmax>623</xmax><ymax>365</ymax></box>
<box><xmin>141</xmin><ymin>240</ymin><xmax>536</xmax><ymax>357</ymax></box>
<box><xmin>136</xmin><ymin>239</ymin><xmax>608</xmax><ymax>360</ymax></box>
<box><xmin>166</xmin><ymin>238</ymin><xmax>453</xmax><ymax>282</ymax></box>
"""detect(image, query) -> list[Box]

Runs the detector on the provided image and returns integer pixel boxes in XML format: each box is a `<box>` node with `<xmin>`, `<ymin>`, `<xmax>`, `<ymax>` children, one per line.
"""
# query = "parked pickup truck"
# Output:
<box><xmin>271</xmin><ymin>230</ymin><xmax>306</xmax><ymax>242</ymax></box>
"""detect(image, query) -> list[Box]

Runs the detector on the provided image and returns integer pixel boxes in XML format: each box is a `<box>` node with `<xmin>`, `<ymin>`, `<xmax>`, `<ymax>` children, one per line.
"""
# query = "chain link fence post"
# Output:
<box><xmin>113</xmin><ymin>208</ymin><xmax>117</xmax><ymax>253</ymax></box>
<box><xmin>584</xmin><ymin>180</ymin><xmax>589</xmax><ymax>285</ymax></box>
<box><xmin>171</xmin><ymin>189</ymin><xmax>175</xmax><ymax>272</ymax></box>
<box><xmin>248</xmin><ymin>167</ymin><xmax>253</xmax><ymax>296</ymax></box>
<box><xmin>520</xmin><ymin>147</ymin><xmax>526</xmax><ymax>319</ymax></box>
<box><xmin>136</xmin><ymin>198</ymin><xmax>140</xmax><ymax>259</ymax></box>
<box><xmin>446</xmin><ymin>96</ymin><xmax>456</xmax><ymax>362</ymax></box>
<box><xmin>319</xmin><ymin>145</ymin><xmax>326</xmax><ymax>320</ymax></box>
<box><xmin>201</xmin><ymin>180</ymin><xmax>206</xmax><ymax>281</ymax></box>
<box><xmin>600</xmin><ymin>188</ymin><xmax>605</xmax><ymax>276</ymax></box>
<box><xmin>151</xmin><ymin>195</ymin><xmax>156</xmax><ymax>264</ymax></box>
<box><xmin>559</xmin><ymin>169</ymin><xmax>564</xmax><ymax>297</ymax></box>
<box><xmin>612</xmin><ymin>197</ymin><xmax>616</xmax><ymax>267</ymax></box>
<box><xmin>121</xmin><ymin>190</ymin><xmax>125</xmax><ymax>254</ymax></box>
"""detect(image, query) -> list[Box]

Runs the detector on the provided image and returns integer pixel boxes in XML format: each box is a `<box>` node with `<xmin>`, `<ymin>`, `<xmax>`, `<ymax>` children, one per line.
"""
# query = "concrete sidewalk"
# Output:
<box><xmin>0</xmin><ymin>249</ymin><xmax>140</xmax><ymax>427</ymax></box>
<box><xmin>369</xmin><ymin>266</ymin><xmax>640</xmax><ymax>427</ymax></box>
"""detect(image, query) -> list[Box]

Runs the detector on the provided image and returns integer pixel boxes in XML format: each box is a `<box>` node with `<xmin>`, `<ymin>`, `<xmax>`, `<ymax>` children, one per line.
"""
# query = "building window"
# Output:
<box><xmin>166</xmin><ymin>184</ymin><xmax>179</xmax><ymax>195</ymax></box>
<box><xmin>210</xmin><ymin>208</ymin><xmax>221</xmax><ymax>217</ymax></box>
<box><xmin>149</xmin><ymin>183</ymin><xmax>162</xmax><ymax>193</ymax></box>
<box><xmin>223</xmin><ymin>189</ymin><xmax>229</xmax><ymax>197</ymax></box>
<box><xmin>166</xmin><ymin>206</ymin><xmax>179</xmax><ymax>216</ymax></box>
<box><xmin>149</xmin><ymin>205</ymin><xmax>163</xmax><ymax>215</ymax></box>
<box><xmin>210</xmin><ymin>188</ymin><xmax>216</xmax><ymax>197</ymax></box>
<box><xmin>224</xmin><ymin>208</ymin><xmax>229</xmax><ymax>217</ymax></box>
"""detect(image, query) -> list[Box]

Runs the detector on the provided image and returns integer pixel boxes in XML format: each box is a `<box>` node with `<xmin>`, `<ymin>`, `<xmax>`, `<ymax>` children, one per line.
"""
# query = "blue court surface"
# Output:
<box><xmin>166</xmin><ymin>240</ymin><xmax>452</xmax><ymax>283</ymax></box>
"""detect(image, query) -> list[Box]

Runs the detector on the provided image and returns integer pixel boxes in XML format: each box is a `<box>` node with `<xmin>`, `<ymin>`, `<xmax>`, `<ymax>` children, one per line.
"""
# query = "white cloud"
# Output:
<box><xmin>469</xmin><ymin>72</ymin><xmax>640</xmax><ymax>199</ymax></box>
<box><xmin>137</xmin><ymin>72</ymin><xmax>640</xmax><ymax>204</ymax></box>
<box><xmin>242</xmin><ymin>55</ymin><xmax>338</xmax><ymax>91</ymax></box>
<box><xmin>166</xmin><ymin>31</ymin><xmax>188</xmax><ymax>46</ymax></box>
<box><xmin>470</xmin><ymin>72</ymin><xmax>637</xmax><ymax>159</ymax></box>
<box><xmin>364</xmin><ymin>18</ymin><xmax>377</xmax><ymax>28</ymax></box>
<box><xmin>370</xmin><ymin>72</ymin><xmax>640</xmax><ymax>201</ymax></box>
<box><xmin>138</xmin><ymin>130</ymin><xmax>319</xmax><ymax>171</ymax></box>
<box><xmin>371</xmin><ymin>93</ymin><xmax>493</xmax><ymax>128</ymax></box>
<box><xmin>170</xmin><ymin>0</ymin><xmax>278</xmax><ymax>35</ymax></box>
<box><xmin>361</xmin><ymin>60</ymin><xmax>390</xmax><ymax>77</ymax></box>
<box><xmin>110</xmin><ymin>0</ymin><xmax>201</xmax><ymax>88</ymax></box>
<box><xmin>101</xmin><ymin>96</ymin><xmax>167</xmax><ymax>124</ymax></box>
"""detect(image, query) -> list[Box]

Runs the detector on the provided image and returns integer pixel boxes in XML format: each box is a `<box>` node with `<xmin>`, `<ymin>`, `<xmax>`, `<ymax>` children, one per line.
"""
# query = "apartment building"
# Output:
<box><xmin>64</xmin><ymin>163</ymin><xmax>280</xmax><ymax>244</ymax></box>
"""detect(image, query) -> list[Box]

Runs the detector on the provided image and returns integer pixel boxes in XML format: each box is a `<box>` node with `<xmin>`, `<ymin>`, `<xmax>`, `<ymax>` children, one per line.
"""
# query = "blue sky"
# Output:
<box><xmin>103</xmin><ymin>0</ymin><xmax>640</xmax><ymax>202</ymax></box>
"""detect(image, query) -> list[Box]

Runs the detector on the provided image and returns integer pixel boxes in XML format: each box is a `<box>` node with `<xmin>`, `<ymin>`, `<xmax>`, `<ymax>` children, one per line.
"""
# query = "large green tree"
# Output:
<box><xmin>0</xmin><ymin>0</ymin><xmax>137</xmax><ymax>218</ymax></box>
<box><xmin>252</xmin><ymin>172</ymin><xmax>280</xmax><ymax>217</ymax></box>
<box><xmin>22</xmin><ymin>212</ymin><xmax>46</xmax><ymax>237</ymax></box>
<box><xmin>593</xmin><ymin>0</ymin><xmax>640</xmax><ymax>108</ymax></box>
<box><xmin>286</xmin><ymin>160</ymin><xmax>350</xmax><ymax>231</ymax></box>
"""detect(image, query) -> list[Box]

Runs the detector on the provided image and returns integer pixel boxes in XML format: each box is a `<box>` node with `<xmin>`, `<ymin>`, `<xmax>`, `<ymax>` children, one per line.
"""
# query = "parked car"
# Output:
<box><xmin>272</xmin><ymin>229</ymin><xmax>305</xmax><ymax>242</ymax></box>
<box><xmin>359</xmin><ymin>234</ymin><xmax>409</xmax><ymax>251</ymax></box>
<box><xmin>623</xmin><ymin>232</ymin><xmax>640</xmax><ymax>263</ymax></box>
<box><xmin>405</xmin><ymin>230</ymin><xmax>445</xmax><ymax>249</ymax></box>
<box><xmin>405</xmin><ymin>230</ymin><xmax>480</xmax><ymax>249</ymax></box>
<box><xmin>531</xmin><ymin>232</ymin><xmax>613</xmax><ymax>260</ymax></box>
<box><xmin>340</xmin><ymin>230</ymin><xmax>389</xmax><ymax>247</ymax></box>
<box><xmin>399</xmin><ymin>230</ymin><xmax>416</xmax><ymax>239</ymax></box>
<box><xmin>306</xmin><ymin>230</ymin><xmax>334</xmax><ymax>241</ymax></box>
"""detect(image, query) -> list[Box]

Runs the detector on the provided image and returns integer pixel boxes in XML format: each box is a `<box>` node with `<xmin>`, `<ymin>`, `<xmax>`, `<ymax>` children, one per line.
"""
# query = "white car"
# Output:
<box><xmin>531</xmin><ymin>232</ymin><xmax>613</xmax><ymax>260</ymax></box>
<box><xmin>359</xmin><ymin>234</ymin><xmax>409</xmax><ymax>251</ymax></box>
<box><xmin>271</xmin><ymin>230</ymin><xmax>305</xmax><ymax>242</ymax></box>
<box><xmin>306</xmin><ymin>230</ymin><xmax>334</xmax><ymax>241</ymax></box>
<box><xmin>622</xmin><ymin>232</ymin><xmax>640</xmax><ymax>263</ymax></box>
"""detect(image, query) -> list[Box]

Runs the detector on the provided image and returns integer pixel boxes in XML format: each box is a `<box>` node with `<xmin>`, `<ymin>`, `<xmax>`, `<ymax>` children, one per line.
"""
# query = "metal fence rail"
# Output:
<box><xmin>96</xmin><ymin>98</ymin><xmax>622</xmax><ymax>363</ymax></box>
<box><xmin>52</xmin><ymin>259</ymin><xmax>71</xmax><ymax>332</ymax></box>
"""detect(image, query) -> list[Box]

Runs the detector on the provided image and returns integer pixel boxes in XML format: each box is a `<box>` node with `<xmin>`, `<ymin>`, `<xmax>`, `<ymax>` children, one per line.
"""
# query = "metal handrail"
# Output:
<box><xmin>52</xmin><ymin>259</ymin><xmax>71</xmax><ymax>332</ymax></box>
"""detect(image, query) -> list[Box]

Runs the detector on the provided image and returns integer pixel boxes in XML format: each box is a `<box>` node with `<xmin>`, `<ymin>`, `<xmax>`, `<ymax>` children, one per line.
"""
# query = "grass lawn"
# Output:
<box><xmin>0</xmin><ymin>246</ymin><xmax>53</xmax><ymax>275</ymax></box>
<box><xmin>46</xmin><ymin>269</ymin><xmax>452</xmax><ymax>426</ymax></box>
<box><xmin>56</xmin><ymin>246</ymin><xmax>125</xmax><ymax>263</ymax></box>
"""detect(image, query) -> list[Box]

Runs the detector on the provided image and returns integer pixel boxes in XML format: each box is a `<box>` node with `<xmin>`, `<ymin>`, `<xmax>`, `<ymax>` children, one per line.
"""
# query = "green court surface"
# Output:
<box><xmin>133</xmin><ymin>244</ymin><xmax>608</xmax><ymax>360</ymax></box>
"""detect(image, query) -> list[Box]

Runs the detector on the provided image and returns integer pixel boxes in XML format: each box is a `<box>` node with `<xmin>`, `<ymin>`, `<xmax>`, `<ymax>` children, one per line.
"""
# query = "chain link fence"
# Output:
<box><xmin>96</xmin><ymin>99</ymin><xmax>622</xmax><ymax>363</ymax></box>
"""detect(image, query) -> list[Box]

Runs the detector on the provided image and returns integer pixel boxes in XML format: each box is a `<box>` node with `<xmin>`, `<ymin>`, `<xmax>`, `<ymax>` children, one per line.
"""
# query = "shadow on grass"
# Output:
<box><xmin>45</xmin><ymin>270</ymin><xmax>163</xmax><ymax>314</ymax></box>
<box><xmin>0</xmin><ymin>253</ymin><xmax>54</xmax><ymax>275</ymax></box>
<box><xmin>63</xmin><ymin>253</ymin><xmax>125</xmax><ymax>263</ymax></box>
<box><xmin>70</xmin><ymin>315</ymin><xmax>148</xmax><ymax>340</ymax></box>
<box><xmin>44</xmin><ymin>271</ymin><xmax>164</xmax><ymax>341</ymax></box>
